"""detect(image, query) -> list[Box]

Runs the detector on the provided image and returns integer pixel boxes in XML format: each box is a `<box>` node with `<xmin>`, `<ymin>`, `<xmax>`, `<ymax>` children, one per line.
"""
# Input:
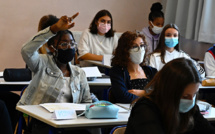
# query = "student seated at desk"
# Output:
<box><xmin>204</xmin><ymin>44</ymin><xmax>215</xmax><ymax>76</ymax></box>
<box><xmin>77</xmin><ymin>9</ymin><xmax>118</xmax><ymax>66</ymax></box>
<box><xmin>149</xmin><ymin>23</ymin><xmax>205</xmax><ymax>78</ymax></box>
<box><xmin>125</xmin><ymin>58</ymin><xmax>215</xmax><ymax>134</ymax></box>
<box><xmin>17</xmin><ymin>13</ymin><xmax>92</xmax><ymax>134</ymax></box>
<box><xmin>37</xmin><ymin>15</ymin><xmax>78</xmax><ymax>65</ymax></box>
<box><xmin>109</xmin><ymin>31</ymin><xmax>157</xmax><ymax>103</ymax></box>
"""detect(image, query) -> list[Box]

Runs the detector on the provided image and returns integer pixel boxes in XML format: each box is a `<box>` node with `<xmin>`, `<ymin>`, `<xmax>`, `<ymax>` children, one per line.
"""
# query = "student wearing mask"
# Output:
<box><xmin>37</xmin><ymin>15</ymin><xmax>78</xmax><ymax>65</ymax></box>
<box><xmin>125</xmin><ymin>58</ymin><xmax>215</xmax><ymax>134</ymax></box>
<box><xmin>204</xmin><ymin>44</ymin><xmax>215</xmax><ymax>76</ymax></box>
<box><xmin>78</xmin><ymin>9</ymin><xmax>118</xmax><ymax>65</ymax></box>
<box><xmin>149</xmin><ymin>23</ymin><xmax>205</xmax><ymax>77</ymax></box>
<box><xmin>109</xmin><ymin>31</ymin><xmax>157</xmax><ymax>103</ymax></box>
<box><xmin>17</xmin><ymin>13</ymin><xmax>92</xmax><ymax>134</ymax></box>
<box><xmin>139</xmin><ymin>2</ymin><xmax>164</xmax><ymax>54</ymax></box>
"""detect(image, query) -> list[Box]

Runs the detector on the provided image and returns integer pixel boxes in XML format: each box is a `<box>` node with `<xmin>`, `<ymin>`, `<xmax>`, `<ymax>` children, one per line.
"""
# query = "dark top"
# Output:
<box><xmin>109</xmin><ymin>65</ymin><xmax>157</xmax><ymax>103</ymax></box>
<box><xmin>125</xmin><ymin>97</ymin><xmax>215</xmax><ymax>134</ymax></box>
<box><xmin>130</xmin><ymin>78</ymin><xmax>149</xmax><ymax>90</ymax></box>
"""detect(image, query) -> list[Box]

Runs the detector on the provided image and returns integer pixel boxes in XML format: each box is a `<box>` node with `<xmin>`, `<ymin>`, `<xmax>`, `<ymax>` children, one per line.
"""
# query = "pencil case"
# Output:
<box><xmin>3</xmin><ymin>68</ymin><xmax>32</xmax><ymax>81</ymax></box>
<box><xmin>85</xmin><ymin>101</ymin><xmax>119</xmax><ymax>119</ymax></box>
<box><xmin>202</xmin><ymin>78</ymin><xmax>215</xmax><ymax>86</ymax></box>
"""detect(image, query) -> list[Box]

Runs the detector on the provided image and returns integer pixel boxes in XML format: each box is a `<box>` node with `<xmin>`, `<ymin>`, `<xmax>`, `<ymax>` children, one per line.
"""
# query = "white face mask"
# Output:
<box><xmin>150</xmin><ymin>21</ymin><xmax>163</xmax><ymax>34</ymax></box>
<box><xmin>130</xmin><ymin>48</ymin><xmax>145</xmax><ymax>64</ymax></box>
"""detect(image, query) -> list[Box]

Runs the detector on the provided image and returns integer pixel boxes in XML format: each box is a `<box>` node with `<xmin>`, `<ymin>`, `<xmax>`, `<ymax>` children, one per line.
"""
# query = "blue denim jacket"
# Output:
<box><xmin>18</xmin><ymin>27</ymin><xmax>92</xmax><ymax>105</ymax></box>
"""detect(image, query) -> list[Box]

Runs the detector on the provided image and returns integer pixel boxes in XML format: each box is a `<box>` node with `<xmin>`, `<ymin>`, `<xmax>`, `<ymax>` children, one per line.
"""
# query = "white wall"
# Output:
<box><xmin>0</xmin><ymin>0</ymin><xmax>161</xmax><ymax>70</ymax></box>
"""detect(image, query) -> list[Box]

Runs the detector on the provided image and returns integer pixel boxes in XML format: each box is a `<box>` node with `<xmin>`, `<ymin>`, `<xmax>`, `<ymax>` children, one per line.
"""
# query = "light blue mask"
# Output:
<box><xmin>165</xmin><ymin>37</ymin><xmax>178</xmax><ymax>48</ymax></box>
<box><xmin>179</xmin><ymin>95</ymin><xmax>196</xmax><ymax>113</ymax></box>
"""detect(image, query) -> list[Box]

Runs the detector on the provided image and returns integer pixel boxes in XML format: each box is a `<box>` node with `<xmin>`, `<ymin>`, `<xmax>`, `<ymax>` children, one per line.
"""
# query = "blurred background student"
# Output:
<box><xmin>109</xmin><ymin>31</ymin><xmax>157</xmax><ymax>103</ymax></box>
<box><xmin>149</xmin><ymin>23</ymin><xmax>205</xmax><ymax>78</ymax></box>
<box><xmin>78</xmin><ymin>9</ymin><xmax>118</xmax><ymax>66</ymax></box>
<box><xmin>204</xmin><ymin>44</ymin><xmax>215</xmax><ymax>76</ymax></box>
<box><xmin>139</xmin><ymin>2</ymin><xmax>164</xmax><ymax>54</ymax></box>
<box><xmin>126</xmin><ymin>58</ymin><xmax>215</xmax><ymax>134</ymax></box>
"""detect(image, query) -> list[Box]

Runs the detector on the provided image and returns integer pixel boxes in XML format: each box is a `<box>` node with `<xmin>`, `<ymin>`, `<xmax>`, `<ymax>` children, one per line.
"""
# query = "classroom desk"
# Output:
<box><xmin>199</xmin><ymin>85</ymin><xmax>215</xmax><ymax>96</ymax></box>
<box><xmin>0</xmin><ymin>78</ymin><xmax>30</xmax><ymax>91</ymax></box>
<box><xmin>0</xmin><ymin>77</ymin><xmax>111</xmax><ymax>90</ymax></box>
<box><xmin>16</xmin><ymin>104</ymin><xmax>215</xmax><ymax>132</ymax></box>
<box><xmin>84</xmin><ymin>60</ymin><xmax>111</xmax><ymax>69</ymax></box>
<box><xmin>88</xmin><ymin>78</ymin><xmax>111</xmax><ymax>86</ymax></box>
<box><xmin>199</xmin><ymin>85</ymin><xmax>215</xmax><ymax>90</ymax></box>
<box><xmin>204</xmin><ymin>107</ymin><xmax>215</xmax><ymax>121</ymax></box>
<box><xmin>16</xmin><ymin>105</ymin><xmax>129</xmax><ymax>128</ymax></box>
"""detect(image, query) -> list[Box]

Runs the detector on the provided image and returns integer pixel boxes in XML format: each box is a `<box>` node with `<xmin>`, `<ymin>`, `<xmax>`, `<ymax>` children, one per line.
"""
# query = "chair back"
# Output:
<box><xmin>108</xmin><ymin>87</ymin><xmax>116</xmax><ymax>103</ymax></box>
<box><xmin>110</xmin><ymin>125</ymin><xmax>127</xmax><ymax>134</ymax></box>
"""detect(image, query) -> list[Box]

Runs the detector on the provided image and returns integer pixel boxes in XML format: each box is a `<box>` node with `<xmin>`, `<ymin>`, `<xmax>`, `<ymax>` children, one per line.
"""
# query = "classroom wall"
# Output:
<box><xmin>0</xmin><ymin>0</ymin><xmax>162</xmax><ymax>71</ymax></box>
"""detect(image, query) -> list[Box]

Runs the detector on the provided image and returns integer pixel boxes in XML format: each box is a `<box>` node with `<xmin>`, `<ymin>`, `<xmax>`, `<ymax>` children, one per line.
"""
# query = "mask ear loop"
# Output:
<box><xmin>51</xmin><ymin>45</ymin><xmax>59</xmax><ymax>60</ymax></box>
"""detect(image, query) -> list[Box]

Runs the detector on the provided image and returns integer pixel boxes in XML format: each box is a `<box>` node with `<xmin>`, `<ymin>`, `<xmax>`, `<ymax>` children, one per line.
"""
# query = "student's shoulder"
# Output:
<box><xmin>133</xmin><ymin>97</ymin><xmax>158</xmax><ymax>113</ymax></box>
<box><xmin>82</xmin><ymin>29</ymin><xmax>91</xmax><ymax>36</ymax></box>
<box><xmin>178</xmin><ymin>50</ymin><xmax>190</xmax><ymax>58</ymax></box>
<box><xmin>69</xmin><ymin>64</ymin><xmax>84</xmax><ymax>74</ymax></box>
<box><xmin>110</xmin><ymin>65</ymin><xmax>125</xmax><ymax>75</ymax></box>
<box><xmin>142</xmin><ymin>65</ymin><xmax>157</xmax><ymax>73</ymax></box>
<box><xmin>150</xmin><ymin>52</ymin><xmax>161</xmax><ymax>57</ymax></box>
<box><xmin>141</xmin><ymin>27</ymin><xmax>150</xmax><ymax>37</ymax></box>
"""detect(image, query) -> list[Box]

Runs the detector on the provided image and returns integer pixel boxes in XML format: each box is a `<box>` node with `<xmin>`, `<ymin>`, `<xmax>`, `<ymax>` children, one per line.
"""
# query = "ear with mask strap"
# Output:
<box><xmin>51</xmin><ymin>45</ymin><xmax>58</xmax><ymax>57</ymax></box>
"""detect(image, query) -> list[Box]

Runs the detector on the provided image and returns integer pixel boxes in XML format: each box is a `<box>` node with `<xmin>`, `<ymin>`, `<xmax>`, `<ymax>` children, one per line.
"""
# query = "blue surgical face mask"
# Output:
<box><xmin>165</xmin><ymin>37</ymin><xmax>178</xmax><ymax>48</ymax></box>
<box><xmin>179</xmin><ymin>95</ymin><xmax>196</xmax><ymax>113</ymax></box>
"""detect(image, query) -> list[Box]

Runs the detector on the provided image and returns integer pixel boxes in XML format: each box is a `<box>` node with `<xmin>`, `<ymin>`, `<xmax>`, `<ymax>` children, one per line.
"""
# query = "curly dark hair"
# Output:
<box><xmin>89</xmin><ymin>9</ymin><xmax>115</xmax><ymax>37</ymax></box>
<box><xmin>111</xmin><ymin>31</ymin><xmax>148</xmax><ymax>67</ymax></box>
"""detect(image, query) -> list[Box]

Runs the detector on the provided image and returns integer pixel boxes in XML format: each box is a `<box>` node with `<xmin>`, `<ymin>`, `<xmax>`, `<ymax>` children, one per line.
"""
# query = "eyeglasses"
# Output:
<box><xmin>131</xmin><ymin>44</ymin><xmax>147</xmax><ymax>52</ymax></box>
<box><xmin>59</xmin><ymin>41</ymin><xmax>77</xmax><ymax>50</ymax></box>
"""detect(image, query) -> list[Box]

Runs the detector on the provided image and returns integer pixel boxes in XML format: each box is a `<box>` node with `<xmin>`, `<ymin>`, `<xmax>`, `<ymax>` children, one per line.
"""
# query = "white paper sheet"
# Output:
<box><xmin>51</xmin><ymin>109</ymin><xmax>77</xmax><ymax>120</ymax></box>
<box><xmin>102</xmin><ymin>54</ymin><xmax>112</xmax><ymax>66</ymax></box>
<box><xmin>40</xmin><ymin>103</ymin><xmax>87</xmax><ymax>113</ymax></box>
<box><xmin>0</xmin><ymin>72</ymin><xmax>3</xmax><ymax>77</ymax></box>
<box><xmin>40</xmin><ymin>103</ymin><xmax>128</xmax><ymax>113</ymax></box>
<box><xmin>81</xmin><ymin>67</ymin><xmax>102</xmax><ymax>77</ymax></box>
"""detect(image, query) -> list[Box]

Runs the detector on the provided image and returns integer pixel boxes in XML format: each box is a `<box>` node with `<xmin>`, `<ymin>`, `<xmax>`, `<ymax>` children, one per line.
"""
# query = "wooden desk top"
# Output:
<box><xmin>16</xmin><ymin>105</ymin><xmax>129</xmax><ymax>128</ymax></box>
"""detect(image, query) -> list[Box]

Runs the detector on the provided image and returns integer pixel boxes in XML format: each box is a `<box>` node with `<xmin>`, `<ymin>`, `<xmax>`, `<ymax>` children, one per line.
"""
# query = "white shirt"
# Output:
<box><xmin>204</xmin><ymin>52</ymin><xmax>215</xmax><ymax>76</ymax></box>
<box><xmin>78</xmin><ymin>29</ymin><xmax>118</xmax><ymax>59</ymax></box>
<box><xmin>149</xmin><ymin>50</ymin><xmax>205</xmax><ymax>77</ymax></box>
<box><xmin>149</xmin><ymin>50</ymin><xmax>190</xmax><ymax>70</ymax></box>
<box><xmin>56</xmin><ymin>77</ymin><xmax>72</xmax><ymax>103</ymax></box>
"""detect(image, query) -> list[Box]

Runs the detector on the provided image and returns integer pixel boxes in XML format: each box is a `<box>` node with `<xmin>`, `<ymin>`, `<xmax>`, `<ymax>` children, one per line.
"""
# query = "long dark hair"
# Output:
<box><xmin>153</xmin><ymin>23</ymin><xmax>180</xmax><ymax>64</ymax></box>
<box><xmin>111</xmin><ymin>31</ymin><xmax>147</xmax><ymax>67</ymax></box>
<box><xmin>89</xmin><ymin>9</ymin><xmax>115</xmax><ymax>37</ymax></box>
<box><xmin>144</xmin><ymin>58</ymin><xmax>201</xmax><ymax>134</ymax></box>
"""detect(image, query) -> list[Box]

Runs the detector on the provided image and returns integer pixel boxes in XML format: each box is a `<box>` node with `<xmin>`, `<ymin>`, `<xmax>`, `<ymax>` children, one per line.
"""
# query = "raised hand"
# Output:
<box><xmin>50</xmin><ymin>12</ymin><xmax>79</xmax><ymax>33</ymax></box>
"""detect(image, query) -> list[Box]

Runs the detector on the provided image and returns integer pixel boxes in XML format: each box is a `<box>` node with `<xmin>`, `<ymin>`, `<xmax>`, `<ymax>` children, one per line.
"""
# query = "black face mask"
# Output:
<box><xmin>56</xmin><ymin>48</ymin><xmax>75</xmax><ymax>64</ymax></box>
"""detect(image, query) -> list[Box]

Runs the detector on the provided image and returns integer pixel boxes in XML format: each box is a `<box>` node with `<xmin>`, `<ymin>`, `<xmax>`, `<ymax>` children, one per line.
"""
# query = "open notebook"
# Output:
<box><xmin>40</xmin><ymin>103</ymin><xmax>129</xmax><ymax>114</ymax></box>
